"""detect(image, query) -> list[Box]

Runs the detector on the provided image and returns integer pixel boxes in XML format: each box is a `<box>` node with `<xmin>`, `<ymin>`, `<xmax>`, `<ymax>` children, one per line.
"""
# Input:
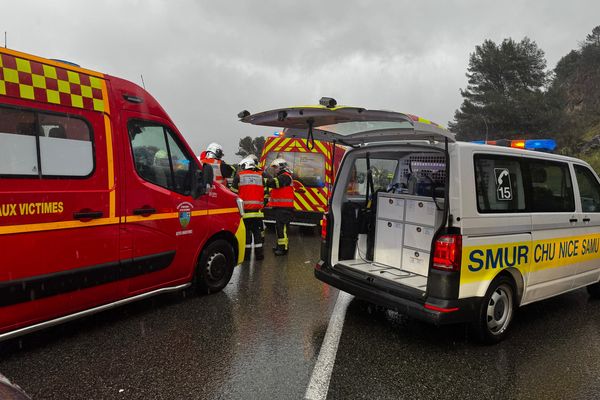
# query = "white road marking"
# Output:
<box><xmin>305</xmin><ymin>291</ymin><xmax>354</xmax><ymax>400</ymax></box>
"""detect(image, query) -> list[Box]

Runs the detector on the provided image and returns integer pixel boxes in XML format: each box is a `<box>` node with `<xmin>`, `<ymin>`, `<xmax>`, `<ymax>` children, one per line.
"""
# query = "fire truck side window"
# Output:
<box><xmin>128</xmin><ymin>120</ymin><xmax>192</xmax><ymax>195</ymax></box>
<box><xmin>38</xmin><ymin>112</ymin><xmax>94</xmax><ymax>177</ymax></box>
<box><xmin>0</xmin><ymin>107</ymin><xmax>38</xmax><ymax>176</ymax></box>
<box><xmin>0</xmin><ymin>106</ymin><xmax>93</xmax><ymax>178</ymax></box>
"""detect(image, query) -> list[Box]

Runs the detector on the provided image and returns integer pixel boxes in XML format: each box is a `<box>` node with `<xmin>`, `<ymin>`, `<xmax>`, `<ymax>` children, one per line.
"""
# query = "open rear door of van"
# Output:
<box><xmin>239</xmin><ymin>101</ymin><xmax>456</xmax><ymax>145</ymax></box>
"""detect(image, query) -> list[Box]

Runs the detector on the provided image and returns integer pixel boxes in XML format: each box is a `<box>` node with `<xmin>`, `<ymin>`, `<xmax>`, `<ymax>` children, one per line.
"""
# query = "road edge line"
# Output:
<box><xmin>305</xmin><ymin>291</ymin><xmax>353</xmax><ymax>400</ymax></box>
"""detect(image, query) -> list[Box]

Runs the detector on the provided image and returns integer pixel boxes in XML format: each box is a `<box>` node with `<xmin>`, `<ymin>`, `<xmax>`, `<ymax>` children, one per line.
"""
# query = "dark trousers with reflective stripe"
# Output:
<box><xmin>273</xmin><ymin>207</ymin><xmax>293</xmax><ymax>251</ymax></box>
<box><xmin>243</xmin><ymin>215</ymin><xmax>264</xmax><ymax>258</ymax></box>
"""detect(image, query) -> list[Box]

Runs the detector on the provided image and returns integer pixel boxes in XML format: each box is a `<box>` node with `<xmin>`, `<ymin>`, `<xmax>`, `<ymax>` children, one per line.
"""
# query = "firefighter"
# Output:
<box><xmin>200</xmin><ymin>142</ymin><xmax>235</xmax><ymax>187</ymax></box>
<box><xmin>232</xmin><ymin>157</ymin><xmax>265</xmax><ymax>260</ymax></box>
<box><xmin>265</xmin><ymin>158</ymin><xmax>295</xmax><ymax>256</ymax></box>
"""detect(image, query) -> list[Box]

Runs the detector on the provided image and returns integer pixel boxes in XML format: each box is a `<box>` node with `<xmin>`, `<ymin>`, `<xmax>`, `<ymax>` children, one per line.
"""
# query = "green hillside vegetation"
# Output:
<box><xmin>451</xmin><ymin>26</ymin><xmax>600</xmax><ymax>172</ymax></box>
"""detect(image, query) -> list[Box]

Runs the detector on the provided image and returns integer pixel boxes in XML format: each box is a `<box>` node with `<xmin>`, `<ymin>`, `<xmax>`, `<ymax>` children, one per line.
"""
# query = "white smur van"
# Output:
<box><xmin>241</xmin><ymin>99</ymin><xmax>600</xmax><ymax>343</ymax></box>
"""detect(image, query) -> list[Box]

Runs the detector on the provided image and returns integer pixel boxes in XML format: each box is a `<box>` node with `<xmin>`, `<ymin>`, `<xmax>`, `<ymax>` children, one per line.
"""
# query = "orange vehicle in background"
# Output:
<box><xmin>260</xmin><ymin>132</ymin><xmax>346</xmax><ymax>228</ymax></box>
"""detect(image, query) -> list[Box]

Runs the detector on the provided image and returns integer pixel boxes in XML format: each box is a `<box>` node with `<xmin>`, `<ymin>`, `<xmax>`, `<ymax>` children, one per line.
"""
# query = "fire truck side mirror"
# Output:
<box><xmin>192</xmin><ymin>164</ymin><xmax>214</xmax><ymax>199</ymax></box>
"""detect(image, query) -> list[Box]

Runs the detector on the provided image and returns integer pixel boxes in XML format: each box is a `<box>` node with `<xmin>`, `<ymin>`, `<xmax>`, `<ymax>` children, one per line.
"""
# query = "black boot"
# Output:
<box><xmin>274</xmin><ymin>245</ymin><xmax>288</xmax><ymax>256</ymax></box>
<box><xmin>244</xmin><ymin>247</ymin><xmax>252</xmax><ymax>261</ymax></box>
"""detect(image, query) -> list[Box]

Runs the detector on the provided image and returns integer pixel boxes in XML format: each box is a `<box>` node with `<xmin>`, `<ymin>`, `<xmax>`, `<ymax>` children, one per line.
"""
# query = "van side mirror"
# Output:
<box><xmin>191</xmin><ymin>164</ymin><xmax>214</xmax><ymax>199</ymax></box>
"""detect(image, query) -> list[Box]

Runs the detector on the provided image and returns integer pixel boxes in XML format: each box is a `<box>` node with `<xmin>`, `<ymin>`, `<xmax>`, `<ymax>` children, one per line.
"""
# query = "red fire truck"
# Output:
<box><xmin>0</xmin><ymin>47</ymin><xmax>245</xmax><ymax>341</ymax></box>
<box><xmin>260</xmin><ymin>132</ymin><xmax>346</xmax><ymax>227</ymax></box>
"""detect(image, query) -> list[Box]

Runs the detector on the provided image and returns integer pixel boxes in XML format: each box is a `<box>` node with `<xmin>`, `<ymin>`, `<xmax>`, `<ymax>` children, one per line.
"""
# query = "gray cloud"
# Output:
<box><xmin>3</xmin><ymin>0</ymin><xmax>599</xmax><ymax>159</ymax></box>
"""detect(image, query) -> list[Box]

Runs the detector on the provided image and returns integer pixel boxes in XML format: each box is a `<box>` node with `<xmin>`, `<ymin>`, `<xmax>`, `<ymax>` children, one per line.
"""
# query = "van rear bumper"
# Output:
<box><xmin>315</xmin><ymin>262</ymin><xmax>481</xmax><ymax>325</ymax></box>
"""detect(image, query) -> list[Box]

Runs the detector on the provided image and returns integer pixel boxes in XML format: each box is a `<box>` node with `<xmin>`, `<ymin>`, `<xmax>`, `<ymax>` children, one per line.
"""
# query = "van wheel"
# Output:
<box><xmin>587</xmin><ymin>282</ymin><xmax>600</xmax><ymax>298</ymax></box>
<box><xmin>195</xmin><ymin>240</ymin><xmax>235</xmax><ymax>294</ymax></box>
<box><xmin>471</xmin><ymin>276</ymin><xmax>515</xmax><ymax>344</ymax></box>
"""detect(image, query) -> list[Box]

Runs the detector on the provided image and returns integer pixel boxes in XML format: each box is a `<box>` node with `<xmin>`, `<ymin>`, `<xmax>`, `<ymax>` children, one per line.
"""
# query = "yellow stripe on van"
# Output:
<box><xmin>461</xmin><ymin>233</ymin><xmax>600</xmax><ymax>285</ymax></box>
<box><xmin>124</xmin><ymin>212</ymin><xmax>179</xmax><ymax>223</ymax></box>
<box><xmin>0</xmin><ymin>218</ymin><xmax>120</xmax><ymax>235</ymax></box>
<box><xmin>0</xmin><ymin>208</ymin><xmax>240</xmax><ymax>235</ymax></box>
<box><xmin>263</xmin><ymin>137</ymin><xmax>281</xmax><ymax>156</ymax></box>
<box><xmin>101</xmin><ymin>79</ymin><xmax>111</xmax><ymax>115</ymax></box>
<box><xmin>275</xmin><ymin>138</ymin><xmax>292</xmax><ymax>151</ymax></box>
<box><xmin>310</xmin><ymin>188</ymin><xmax>328</xmax><ymax>205</ymax></box>
<box><xmin>104</xmin><ymin>114</ymin><xmax>116</xmax><ymax>218</ymax></box>
<box><xmin>294</xmin><ymin>192</ymin><xmax>313</xmax><ymax>211</ymax></box>
<box><xmin>208</xmin><ymin>207</ymin><xmax>239</xmax><ymax>215</ymax></box>
<box><xmin>314</xmin><ymin>140</ymin><xmax>330</xmax><ymax>158</ymax></box>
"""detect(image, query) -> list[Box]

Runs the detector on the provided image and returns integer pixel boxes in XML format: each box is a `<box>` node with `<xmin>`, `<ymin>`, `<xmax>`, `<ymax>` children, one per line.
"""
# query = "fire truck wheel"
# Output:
<box><xmin>587</xmin><ymin>282</ymin><xmax>600</xmax><ymax>298</ymax></box>
<box><xmin>195</xmin><ymin>240</ymin><xmax>235</xmax><ymax>294</ymax></box>
<box><xmin>470</xmin><ymin>275</ymin><xmax>515</xmax><ymax>344</ymax></box>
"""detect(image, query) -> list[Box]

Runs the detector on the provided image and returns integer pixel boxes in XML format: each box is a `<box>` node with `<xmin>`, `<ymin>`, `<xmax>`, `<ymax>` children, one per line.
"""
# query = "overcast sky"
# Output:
<box><xmin>3</xmin><ymin>1</ymin><xmax>599</xmax><ymax>160</ymax></box>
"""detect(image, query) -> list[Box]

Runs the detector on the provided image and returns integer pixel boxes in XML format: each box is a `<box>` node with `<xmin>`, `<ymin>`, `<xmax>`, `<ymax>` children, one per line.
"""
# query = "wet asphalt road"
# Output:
<box><xmin>0</xmin><ymin>230</ymin><xmax>336</xmax><ymax>399</ymax></box>
<box><xmin>1</xmin><ymin>230</ymin><xmax>600</xmax><ymax>399</ymax></box>
<box><xmin>329</xmin><ymin>290</ymin><xmax>600</xmax><ymax>400</ymax></box>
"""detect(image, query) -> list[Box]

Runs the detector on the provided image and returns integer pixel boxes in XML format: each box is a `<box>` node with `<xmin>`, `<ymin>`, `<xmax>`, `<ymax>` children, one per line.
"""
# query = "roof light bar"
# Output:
<box><xmin>472</xmin><ymin>139</ymin><xmax>557</xmax><ymax>152</ymax></box>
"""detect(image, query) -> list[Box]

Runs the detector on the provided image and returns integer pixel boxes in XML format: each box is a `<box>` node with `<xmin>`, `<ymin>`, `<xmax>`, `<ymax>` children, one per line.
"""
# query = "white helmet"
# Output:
<box><xmin>270</xmin><ymin>157</ymin><xmax>289</xmax><ymax>173</ymax></box>
<box><xmin>239</xmin><ymin>157</ymin><xmax>257</xmax><ymax>170</ymax></box>
<box><xmin>206</xmin><ymin>142</ymin><xmax>224</xmax><ymax>159</ymax></box>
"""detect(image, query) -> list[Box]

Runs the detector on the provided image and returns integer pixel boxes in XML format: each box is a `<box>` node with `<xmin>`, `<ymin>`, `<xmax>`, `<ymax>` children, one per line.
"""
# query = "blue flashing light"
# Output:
<box><xmin>273</xmin><ymin>131</ymin><xmax>284</xmax><ymax>137</ymax></box>
<box><xmin>524</xmin><ymin>139</ymin><xmax>557</xmax><ymax>152</ymax></box>
<box><xmin>471</xmin><ymin>140</ymin><xmax>485</xmax><ymax>144</ymax></box>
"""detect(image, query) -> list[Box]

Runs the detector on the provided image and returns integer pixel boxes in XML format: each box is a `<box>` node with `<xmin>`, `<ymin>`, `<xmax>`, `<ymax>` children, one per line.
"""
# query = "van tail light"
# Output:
<box><xmin>321</xmin><ymin>213</ymin><xmax>328</xmax><ymax>240</ymax></box>
<box><xmin>432</xmin><ymin>234</ymin><xmax>462</xmax><ymax>272</ymax></box>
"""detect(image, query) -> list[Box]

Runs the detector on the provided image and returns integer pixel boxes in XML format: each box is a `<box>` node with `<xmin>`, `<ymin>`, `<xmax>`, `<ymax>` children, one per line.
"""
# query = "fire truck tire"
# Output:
<box><xmin>195</xmin><ymin>240</ymin><xmax>235</xmax><ymax>295</ymax></box>
<box><xmin>587</xmin><ymin>282</ymin><xmax>600</xmax><ymax>298</ymax></box>
<box><xmin>470</xmin><ymin>275</ymin><xmax>515</xmax><ymax>344</ymax></box>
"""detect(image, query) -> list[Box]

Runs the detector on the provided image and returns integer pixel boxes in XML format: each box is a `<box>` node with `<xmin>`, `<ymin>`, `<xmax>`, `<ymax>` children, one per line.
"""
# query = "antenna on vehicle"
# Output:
<box><xmin>140</xmin><ymin>74</ymin><xmax>146</xmax><ymax>90</ymax></box>
<box><xmin>4</xmin><ymin>31</ymin><xmax>7</xmax><ymax>48</ymax></box>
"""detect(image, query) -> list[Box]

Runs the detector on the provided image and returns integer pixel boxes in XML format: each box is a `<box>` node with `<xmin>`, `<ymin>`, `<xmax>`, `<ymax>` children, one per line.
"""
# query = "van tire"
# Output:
<box><xmin>587</xmin><ymin>282</ymin><xmax>600</xmax><ymax>298</ymax></box>
<box><xmin>195</xmin><ymin>240</ymin><xmax>235</xmax><ymax>295</ymax></box>
<box><xmin>471</xmin><ymin>276</ymin><xmax>515</xmax><ymax>344</ymax></box>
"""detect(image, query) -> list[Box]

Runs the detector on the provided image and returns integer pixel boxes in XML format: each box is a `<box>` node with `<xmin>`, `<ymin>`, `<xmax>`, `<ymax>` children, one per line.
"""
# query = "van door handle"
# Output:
<box><xmin>583</xmin><ymin>217</ymin><xmax>591</xmax><ymax>223</ymax></box>
<box><xmin>73</xmin><ymin>211</ymin><xmax>103</xmax><ymax>220</ymax></box>
<box><xmin>133</xmin><ymin>207</ymin><xmax>156</xmax><ymax>216</ymax></box>
<box><xmin>569</xmin><ymin>218</ymin><xmax>578</xmax><ymax>223</ymax></box>
<box><xmin>296</xmin><ymin>188</ymin><xmax>306</xmax><ymax>193</ymax></box>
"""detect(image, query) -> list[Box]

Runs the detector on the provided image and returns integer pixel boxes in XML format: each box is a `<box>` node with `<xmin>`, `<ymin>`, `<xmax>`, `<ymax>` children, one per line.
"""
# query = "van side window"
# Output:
<box><xmin>574</xmin><ymin>165</ymin><xmax>600</xmax><ymax>212</ymax></box>
<box><xmin>474</xmin><ymin>155</ymin><xmax>526</xmax><ymax>213</ymax></box>
<box><xmin>0</xmin><ymin>105</ymin><xmax>94</xmax><ymax>178</ymax></box>
<box><xmin>128</xmin><ymin>120</ymin><xmax>193</xmax><ymax>195</ymax></box>
<box><xmin>527</xmin><ymin>160</ymin><xmax>574</xmax><ymax>212</ymax></box>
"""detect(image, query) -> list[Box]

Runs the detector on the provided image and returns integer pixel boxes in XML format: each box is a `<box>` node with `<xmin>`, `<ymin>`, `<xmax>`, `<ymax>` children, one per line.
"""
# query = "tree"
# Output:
<box><xmin>449</xmin><ymin>38</ymin><xmax>551</xmax><ymax>141</ymax></box>
<box><xmin>236</xmin><ymin>136</ymin><xmax>266</xmax><ymax>159</ymax></box>
<box><xmin>585</xmin><ymin>25</ymin><xmax>600</xmax><ymax>47</ymax></box>
<box><xmin>549</xmin><ymin>25</ymin><xmax>600</xmax><ymax>168</ymax></box>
